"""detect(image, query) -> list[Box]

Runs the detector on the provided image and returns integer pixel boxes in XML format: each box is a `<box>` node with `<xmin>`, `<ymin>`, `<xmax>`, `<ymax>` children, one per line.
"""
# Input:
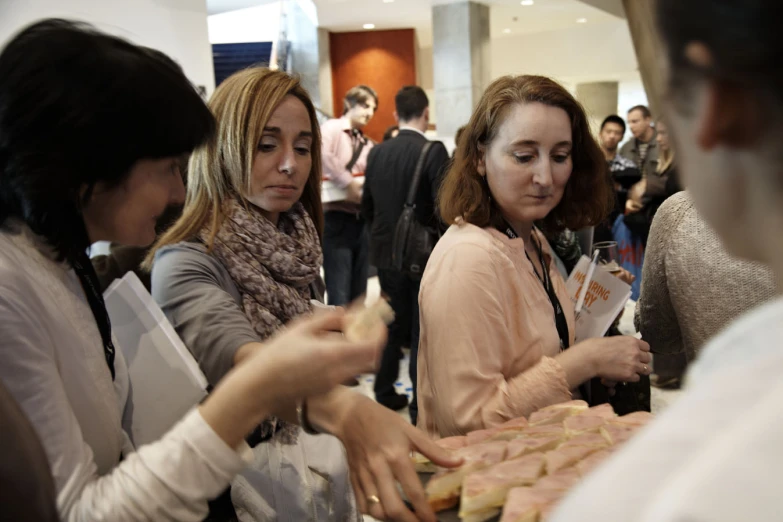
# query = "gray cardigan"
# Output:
<box><xmin>635</xmin><ymin>192</ymin><xmax>776</xmax><ymax>372</ymax></box>
<box><xmin>151</xmin><ymin>242</ymin><xmax>259</xmax><ymax>387</ymax></box>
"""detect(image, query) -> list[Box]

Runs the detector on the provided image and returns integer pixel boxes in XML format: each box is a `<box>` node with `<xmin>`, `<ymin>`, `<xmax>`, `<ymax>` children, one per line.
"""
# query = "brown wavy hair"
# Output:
<box><xmin>144</xmin><ymin>68</ymin><xmax>323</xmax><ymax>268</ymax></box>
<box><xmin>439</xmin><ymin>75</ymin><xmax>612</xmax><ymax>232</ymax></box>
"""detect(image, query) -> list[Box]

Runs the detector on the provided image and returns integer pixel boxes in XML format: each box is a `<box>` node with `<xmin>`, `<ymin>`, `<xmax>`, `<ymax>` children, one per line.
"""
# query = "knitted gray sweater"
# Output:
<box><xmin>635</xmin><ymin>192</ymin><xmax>776</xmax><ymax>361</ymax></box>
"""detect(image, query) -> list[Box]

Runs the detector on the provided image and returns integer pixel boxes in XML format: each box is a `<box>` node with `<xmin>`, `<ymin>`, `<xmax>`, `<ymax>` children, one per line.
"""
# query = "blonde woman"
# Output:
<box><xmin>147</xmin><ymin>68</ymin><xmax>454</xmax><ymax>522</ymax></box>
<box><xmin>624</xmin><ymin>120</ymin><xmax>682</xmax><ymax>242</ymax></box>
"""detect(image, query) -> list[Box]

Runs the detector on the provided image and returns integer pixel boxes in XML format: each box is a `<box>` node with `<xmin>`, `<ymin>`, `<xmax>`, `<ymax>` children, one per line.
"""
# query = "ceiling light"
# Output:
<box><xmin>383</xmin><ymin>0</ymin><xmax>394</xmax><ymax>3</ymax></box>
<box><xmin>521</xmin><ymin>0</ymin><xmax>534</xmax><ymax>5</ymax></box>
<box><xmin>576</xmin><ymin>18</ymin><xmax>588</xmax><ymax>23</ymax></box>
<box><xmin>503</xmin><ymin>28</ymin><xmax>511</xmax><ymax>34</ymax></box>
<box><xmin>363</xmin><ymin>23</ymin><xmax>376</xmax><ymax>29</ymax></box>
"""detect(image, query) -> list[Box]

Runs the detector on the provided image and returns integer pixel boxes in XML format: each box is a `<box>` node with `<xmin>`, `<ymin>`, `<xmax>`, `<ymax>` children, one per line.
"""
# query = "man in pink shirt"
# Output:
<box><xmin>320</xmin><ymin>85</ymin><xmax>377</xmax><ymax>307</ymax></box>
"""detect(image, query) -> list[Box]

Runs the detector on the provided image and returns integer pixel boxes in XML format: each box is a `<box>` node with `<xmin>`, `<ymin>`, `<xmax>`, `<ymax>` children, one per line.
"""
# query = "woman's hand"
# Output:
<box><xmin>329</xmin><ymin>394</ymin><xmax>462</xmax><ymax>522</ymax></box>
<box><xmin>250</xmin><ymin>310</ymin><xmax>386</xmax><ymax>401</ymax></box>
<box><xmin>579</xmin><ymin>336</ymin><xmax>652</xmax><ymax>383</ymax></box>
<box><xmin>625</xmin><ymin>198</ymin><xmax>643</xmax><ymax>214</ymax></box>
<box><xmin>613</xmin><ymin>267</ymin><xmax>636</xmax><ymax>286</ymax></box>
<box><xmin>200</xmin><ymin>310</ymin><xmax>386</xmax><ymax>447</ymax></box>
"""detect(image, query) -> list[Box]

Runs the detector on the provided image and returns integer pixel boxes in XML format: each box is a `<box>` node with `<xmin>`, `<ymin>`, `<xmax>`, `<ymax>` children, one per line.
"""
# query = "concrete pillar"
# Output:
<box><xmin>285</xmin><ymin>0</ymin><xmax>332</xmax><ymax>116</ymax></box>
<box><xmin>317</xmin><ymin>28</ymin><xmax>334</xmax><ymax>121</ymax></box>
<box><xmin>432</xmin><ymin>1</ymin><xmax>490</xmax><ymax>139</ymax></box>
<box><xmin>576</xmin><ymin>81</ymin><xmax>619</xmax><ymax>134</ymax></box>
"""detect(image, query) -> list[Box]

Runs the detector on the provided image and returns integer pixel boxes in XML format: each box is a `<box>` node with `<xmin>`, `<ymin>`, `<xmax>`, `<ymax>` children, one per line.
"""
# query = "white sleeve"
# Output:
<box><xmin>639</xmin><ymin>366</ymin><xmax>783</xmax><ymax>522</ymax></box>
<box><xmin>61</xmin><ymin>409</ymin><xmax>251</xmax><ymax>522</ymax></box>
<box><xmin>0</xmin><ymin>285</ymin><xmax>250</xmax><ymax>522</ymax></box>
<box><xmin>548</xmin><ymin>351</ymin><xmax>783</xmax><ymax>522</ymax></box>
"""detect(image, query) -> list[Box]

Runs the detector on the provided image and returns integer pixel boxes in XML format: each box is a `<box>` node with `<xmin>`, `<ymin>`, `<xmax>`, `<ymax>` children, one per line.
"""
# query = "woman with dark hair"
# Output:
<box><xmin>552</xmin><ymin>1</ymin><xmax>783</xmax><ymax>519</ymax></box>
<box><xmin>0</xmin><ymin>19</ymin><xmax>392</xmax><ymax>521</ymax></box>
<box><xmin>417</xmin><ymin>75</ymin><xmax>652</xmax><ymax>437</ymax></box>
<box><xmin>147</xmin><ymin>67</ymin><xmax>454</xmax><ymax>521</ymax></box>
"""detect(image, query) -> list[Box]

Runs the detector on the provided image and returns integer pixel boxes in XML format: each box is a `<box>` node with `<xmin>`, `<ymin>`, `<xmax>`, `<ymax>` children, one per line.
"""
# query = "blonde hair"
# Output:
<box><xmin>144</xmin><ymin>68</ymin><xmax>323</xmax><ymax>268</ymax></box>
<box><xmin>657</xmin><ymin>124</ymin><xmax>675</xmax><ymax>174</ymax></box>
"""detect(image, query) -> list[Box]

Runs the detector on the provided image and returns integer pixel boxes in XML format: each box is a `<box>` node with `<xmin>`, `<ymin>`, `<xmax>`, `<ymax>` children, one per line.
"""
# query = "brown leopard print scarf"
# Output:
<box><xmin>203</xmin><ymin>199</ymin><xmax>322</xmax><ymax>443</ymax></box>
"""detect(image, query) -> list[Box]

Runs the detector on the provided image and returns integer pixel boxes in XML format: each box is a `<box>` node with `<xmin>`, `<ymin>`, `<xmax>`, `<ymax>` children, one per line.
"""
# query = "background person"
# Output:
<box><xmin>636</xmin><ymin>192</ymin><xmax>776</xmax><ymax>388</ymax></box>
<box><xmin>624</xmin><ymin>119</ymin><xmax>683</xmax><ymax>244</ymax></box>
<box><xmin>320</xmin><ymin>85</ymin><xmax>378</xmax><ymax>308</ymax></box>
<box><xmin>594</xmin><ymin>114</ymin><xmax>640</xmax><ymax>244</ymax></box>
<box><xmin>620</xmin><ymin>105</ymin><xmax>658</xmax><ymax>178</ymax></box>
<box><xmin>362</xmin><ymin>86</ymin><xmax>450</xmax><ymax>420</ymax></box>
<box><xmin>417</xmin><ymin>75</ymin><xmax>652</xmax><ymax>438</ymax></box>
<box><xmin>0</xmin><ymin>20</ymin><xmax>387</xmax><ymax>521</ymax></box>
<box><xmin>552</xmin><ymin>0</ymin><xmax>783</xmax><ymax>519</ymax></box>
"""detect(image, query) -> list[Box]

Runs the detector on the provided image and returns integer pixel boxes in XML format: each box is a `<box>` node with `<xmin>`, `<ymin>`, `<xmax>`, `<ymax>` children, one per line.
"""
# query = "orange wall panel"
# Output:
<box><xmin>330</xmin><ymin>29</ymin><xmax>417</xmax><ymax>143</ymax></box>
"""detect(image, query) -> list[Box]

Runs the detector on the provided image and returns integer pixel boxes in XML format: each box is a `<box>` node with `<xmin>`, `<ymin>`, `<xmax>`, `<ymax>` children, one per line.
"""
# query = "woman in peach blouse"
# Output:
<box><xmin>417</xmin><ymin>75</ymin><xmax>652</xmax><ymax>438</ymax></box>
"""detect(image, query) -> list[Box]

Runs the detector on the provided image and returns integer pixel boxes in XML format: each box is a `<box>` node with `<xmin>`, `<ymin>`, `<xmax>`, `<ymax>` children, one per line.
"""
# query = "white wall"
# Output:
<box><xmin>0</xmin><ymin>0</ymin><xmax>216</xmax><ymax>97</ymax></box>
<box><xmin>418</xmin><ymin>17</ymin><xmax>645</xmax><ymax>145</ymax></box>
<box><xmin>207</xmin><ymin>2</ymin><xmax>281</xmax><ymax>44</ymax></box>
<box><xmin>491</xmin><ymin>19</ymin><xmax>637</xmax><ymax>84</ymax></box>
<box><xmin>617</xmin><ymin>76</ymin><xmax>649</xmax><ymax>144</ymax></box>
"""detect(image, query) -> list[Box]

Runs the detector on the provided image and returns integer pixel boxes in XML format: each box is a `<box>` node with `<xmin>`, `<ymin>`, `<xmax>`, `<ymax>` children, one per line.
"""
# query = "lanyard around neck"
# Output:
<box><xmin>498</xmin><ymin>221</ymin><xmax>570</xmax><ymax>350</ymax></box>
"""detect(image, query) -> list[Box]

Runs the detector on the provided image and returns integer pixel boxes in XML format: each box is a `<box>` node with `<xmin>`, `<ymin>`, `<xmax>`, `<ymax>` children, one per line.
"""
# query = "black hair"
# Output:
<box><xmin>395</xmin><ymin>86</ymin><xmax>429</xmax><ymax>122</ymax></box>
<box><xmin>600</xmin><ymin>115</ymin><xmax>626</xmax><ymax>134</ymax></box>
<box><xmin>343</xmin><ymin>85</ymin><xmax>378</xmax><ymax>114</ymax></box>
<box><xmin>627</xmin><ymin>105</ymin><xmax>651</xmax><ymax>119</ymax></box>
<box><xmin>0</xmin><ymin>19</ymin><xmax>214</xmax><ymax>261</ymax></box>
<box><xmin>657</xmin><ymin>0</ymin><xmax>783</xmax><ymax>104</ymax></box>
<box><xmin>382</xmin><ymin>125</ymin><xmax>399</xmax><ymax>141</ymax></box>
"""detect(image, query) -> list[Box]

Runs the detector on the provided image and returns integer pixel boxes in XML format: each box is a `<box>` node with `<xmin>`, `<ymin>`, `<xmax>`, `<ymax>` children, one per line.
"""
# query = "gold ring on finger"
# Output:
<box><xmin>367</xmin><ymin>495</ymin><xmax>381</xmax><ymax>505</ymax></box>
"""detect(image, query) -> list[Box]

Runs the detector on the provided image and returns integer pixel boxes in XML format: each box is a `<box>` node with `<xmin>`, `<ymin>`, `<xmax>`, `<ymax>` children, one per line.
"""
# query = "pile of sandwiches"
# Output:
<box><xmin>413</xmin><ymin>400</ymin><xmax>653</xmax><ymax>522</ymax></box>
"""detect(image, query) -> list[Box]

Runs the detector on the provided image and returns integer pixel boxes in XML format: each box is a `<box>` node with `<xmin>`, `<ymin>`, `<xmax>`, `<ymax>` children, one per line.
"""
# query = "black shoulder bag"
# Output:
<box><xmin>391</xmin><ymin>142</ymin><xmax>438</xmax><ymax>279</ymax></box>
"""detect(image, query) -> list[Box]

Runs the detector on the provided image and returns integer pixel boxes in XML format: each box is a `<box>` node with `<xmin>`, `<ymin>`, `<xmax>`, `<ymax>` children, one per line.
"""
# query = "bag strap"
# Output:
<box><xmin>345</xmin><ymin>134</ymin><xmax>366</xmax><ymax>173</ymax></box>
<box><xmin>405</xmin><ymin>142</ymin><xmax>434</xmax><ymax>207</ymax></box>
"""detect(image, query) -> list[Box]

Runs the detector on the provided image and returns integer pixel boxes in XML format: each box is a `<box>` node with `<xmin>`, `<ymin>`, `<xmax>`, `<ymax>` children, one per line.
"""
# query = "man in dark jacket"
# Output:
<box><xmin>361</xmin><ymin>86</ymin><xmax>449</xmax><ymax>422</ymax></box>
<box><xmin>619</xmin><ymin>105</ymin><xmax>658</xmax><ymax>178</ymax></box>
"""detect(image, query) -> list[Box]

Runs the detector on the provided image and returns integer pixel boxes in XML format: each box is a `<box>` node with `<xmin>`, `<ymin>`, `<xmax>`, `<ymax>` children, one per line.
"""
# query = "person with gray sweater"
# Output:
<box><xmin>635</xmin><ymin>192</ymin><xmax>776</xmax><ymax>386</ymax></box>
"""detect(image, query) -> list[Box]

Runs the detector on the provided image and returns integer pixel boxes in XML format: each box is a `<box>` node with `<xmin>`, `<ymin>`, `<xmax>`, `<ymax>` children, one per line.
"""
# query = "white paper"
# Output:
<box><xmin>104</xmin><ymin>272</ymin><xmax>208</xmax><ymax>447</ymax></box>
<box><xmin>565</xmin><ymin>256</ymin><xmax>632</xmax><ymax>343</ymax></box>
<box><xmin>321</xmin><ymin>176</ymin><xmax>364</xmax><ymax>203</ymax></box>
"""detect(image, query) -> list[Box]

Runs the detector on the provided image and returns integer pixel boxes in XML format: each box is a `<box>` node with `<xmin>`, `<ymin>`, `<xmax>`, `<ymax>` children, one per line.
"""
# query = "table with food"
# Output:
<box><xmin>412</xmin><ymin>400</ymin><xmax>653</xmax><ymax>522</ymax></box>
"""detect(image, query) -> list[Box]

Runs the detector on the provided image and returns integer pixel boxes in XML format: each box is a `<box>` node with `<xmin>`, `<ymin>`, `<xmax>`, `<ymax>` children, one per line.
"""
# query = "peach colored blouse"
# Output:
<box><xmin>417</xmin><ymin>222</ymin><xmax>575</xmax><ymax>438</ymax></box>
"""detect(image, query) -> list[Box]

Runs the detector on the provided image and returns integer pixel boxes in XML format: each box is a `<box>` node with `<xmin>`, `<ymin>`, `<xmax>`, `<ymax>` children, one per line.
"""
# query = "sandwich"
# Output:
<box><xmin>563</xmin><ymin>404</ymin><xmax>616</xmax><ymax>437</ymax></box>
<box><xmin>533</xmin><ymin>466</ymin><xmax>580</xmax><ymax>493</ymax></box>
<box><xmin>499</xmin><ymin>487</ymin><xmax>564</xmax><ymax>522</ymax></box>
<box><xmin>519</xmin><ymin>425</ymin><xmax>567</xmax><ymax>440</ymax></box>
<box><xmin>528</xmin><ymin>400</ymin><xmax>588</xmax><ymax>426</ymax></box>
<box><xmin>544</xmin><ymin>445</ymin><xmax>602</xmax><ymax>475</ymax></box>
<box><xmin>575</xmin><ymin>448</ymin><xmax>612</xmax><ymax>477</ymax></box>
<box><xmin>488</xmin><ymin>417</ymin><xmax>531</xmax><ymax>441</ymax></box>
<box><xmin>609</xmin><ymin>410</ymin><xmax>653</xmax><ymax>428</ymax></box>
<box><xmin>507</xmin><ymin>435</ymin><xmax>562</xmax><ymax>460</ymax></box>
<box><xmin>425</xmin><ymin>440</ymin><xmax>507</xmax><ymax>512</ymax></box>
<box><xmin>459</xmin><ymin>453</ymin><xmax>545</xmax><ymax>518</ymax></box>
<box><xmin>599</xmin><ymin>423</ymin><xmax>638</xmax><ymax>446</ymax></box>
<box><xmin>412</xmin><ymin>435</ymin><xmax>467</xmax><ymax>473</ymax></box>
<box><xmin>556</xmin><ymin>432</ymin><xmax>609</xmax><ymax>452</ymax></box>
<box><xmin>345</xmin><ymin>299</ymin><xmax>395</xmax><ymax>342</ymax></box>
